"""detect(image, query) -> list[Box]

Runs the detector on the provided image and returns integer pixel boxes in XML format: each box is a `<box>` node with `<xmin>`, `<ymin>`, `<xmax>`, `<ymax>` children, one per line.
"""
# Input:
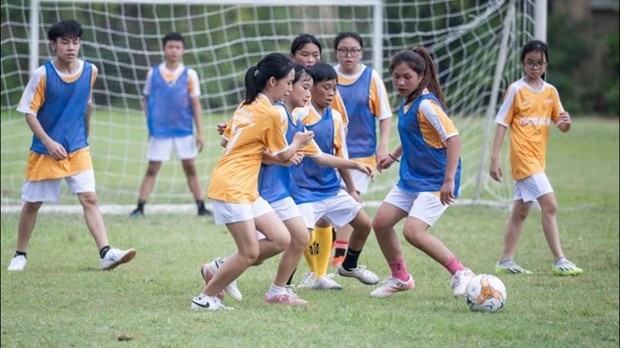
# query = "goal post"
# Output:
<box><xmin>1</xmin><ymin>0</ymin><xmax>543</xmax><ymax>210</ymax></box>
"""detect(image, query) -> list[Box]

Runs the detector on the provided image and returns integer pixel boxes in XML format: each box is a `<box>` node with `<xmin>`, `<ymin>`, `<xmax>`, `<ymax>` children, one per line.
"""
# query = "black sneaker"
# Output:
<box><xmin>129</xmin><ymin>208</ymin><xmax>144</xmax><ymax>218</ymax></box>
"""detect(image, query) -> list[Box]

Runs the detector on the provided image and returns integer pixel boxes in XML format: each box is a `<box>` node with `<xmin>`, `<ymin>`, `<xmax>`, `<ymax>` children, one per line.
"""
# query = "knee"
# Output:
<box><xmin>78</xmin><ymin>192</ymin><xmax>98</xmax><ymax>206</ymax></box>
<box><xmin>403</xmin><ymin>228</ymin><xmax>422</xmax><ymax>247</ymax></box>
<box><xmin>290</xmin><ymin>231</ymin><xmax>310</xmax><ymax>250</ymax></box>
<box><xmin>23</xmin><ymin>202</ymin><xmax>43</xmax><ymax>214</ymax></box>
<box><xmin>274</xmin><ymin>232</ymin><xmax>291</xmax><ymax>252</ymax></box>
<box><xmin>372</xmin><ymin>216</ymin><xmax>390</xmax><ymax>234</ymax></box>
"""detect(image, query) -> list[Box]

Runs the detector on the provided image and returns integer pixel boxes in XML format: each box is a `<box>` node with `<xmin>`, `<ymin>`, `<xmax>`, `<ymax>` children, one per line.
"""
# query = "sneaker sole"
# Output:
<box><xmin>553</xmin><ymin>269</ymin><xmax>584</xmax><ymax>276</ymax></box>
<box><xmin>495</xmin><ymin>267</ymin><xmax>533</xmax><ymax>275</ymax></box>
<box><xmin>337</xmin><ymin>270</ymin><xmax>379</xmax><ymax>285</ymax></box>
<box><xmin>102</xmin><ymin>249</ymin><xmax>137</xmax><ymax>270</ymax></box>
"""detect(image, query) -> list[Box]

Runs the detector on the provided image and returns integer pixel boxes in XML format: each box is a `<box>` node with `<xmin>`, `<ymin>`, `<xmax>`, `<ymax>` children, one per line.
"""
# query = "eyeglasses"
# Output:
<box><xmin>525</xmin><ymin>61</ymin><xmax>547</xmax><ymax>68</ymax></box>
<box><xmin>336</xmin><ymin>48</ymin><xmax>362</xmax><ymax>56</ymax></box>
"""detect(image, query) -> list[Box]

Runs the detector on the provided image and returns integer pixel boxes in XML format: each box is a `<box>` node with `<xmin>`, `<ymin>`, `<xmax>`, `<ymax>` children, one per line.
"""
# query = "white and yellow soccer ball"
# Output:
<box><xmin>465</xmin><ymin>274</ymin><xmax>507</xmax><ymax>312</ymax></box>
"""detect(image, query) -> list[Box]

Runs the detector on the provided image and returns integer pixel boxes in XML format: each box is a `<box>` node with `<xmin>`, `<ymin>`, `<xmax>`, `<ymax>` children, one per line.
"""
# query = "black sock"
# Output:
<box><xmin>286</xmin><ymin>268</ymin><xmax>297</xmax><ymax>285</ymax></box>
<box><xmin>334</xmin><ymin>248</ymin><xmax>346</xmax><ymax>257</ymax></box>
<box><xmin>342</xmin><ymin>248</ymin><xmax>361</xmax><ymax>271</ymax></box>
<box><xmin>14</xmin><ymin>251</ymin><xmax>26</xmax><ymax>258</ymax></box>
<box><xmin>136</xmin><ymin>200</ymin><xmax>145</xmax><ymax>211</ymax></box>
<box><xmin>196</xmin><ymin>200</ymin><xmax>205</xmax><ymax>209</ymax></box>
<box><xmin>99</xmin><ymin>246</ymin><xmax>111</xmax><ymax>259</ymax></box>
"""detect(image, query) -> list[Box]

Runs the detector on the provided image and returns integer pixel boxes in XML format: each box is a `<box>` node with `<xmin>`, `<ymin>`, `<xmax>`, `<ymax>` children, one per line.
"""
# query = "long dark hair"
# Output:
<box><xmin>243</xmin><ymin>53</ymin><xmax>294</xmax><ymax>105</ymax></box>
<box><xmin>389</xmin><ymin>47</ymin><xmax>446</xmax><ymax>108</ymax></box>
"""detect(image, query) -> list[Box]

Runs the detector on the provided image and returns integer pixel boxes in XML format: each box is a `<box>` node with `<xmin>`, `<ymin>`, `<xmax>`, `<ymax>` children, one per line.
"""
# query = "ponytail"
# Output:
<box><xmin>243</xmin><ymin>53</ymin><xmax>294</xmax><ymax>105</ymax></box>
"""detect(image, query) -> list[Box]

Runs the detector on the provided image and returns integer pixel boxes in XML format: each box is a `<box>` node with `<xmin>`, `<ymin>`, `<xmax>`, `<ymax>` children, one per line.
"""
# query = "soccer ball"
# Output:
<box><xmin>465</xmin><ymin>274</ymin><xmax>507</xmax><ymax>312</ymax></box>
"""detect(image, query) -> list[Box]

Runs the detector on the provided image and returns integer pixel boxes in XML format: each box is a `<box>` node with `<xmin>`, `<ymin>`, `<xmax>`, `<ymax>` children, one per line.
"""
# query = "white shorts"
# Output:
<box><xmin>147</xmin><ymin>135</ymin><xmax>197</xmax><ymax>161</ymax></box>
<box><xmin>21</xmin><ymin>169</ymin><xmax>96</xmax><ymax>203</ymax></box>
<box><xmin>383</xmin><ymin>185</ymin><xmax>449</xmax><ymax>227</ymax></box>
<box><xmin>297</xmin><ymin>189</ymin><xmax>362</xmax><ymax>229</ymax></box>
<box><xmin>340</xmin><ymin>168</ymin><xmax>371</xmax><ymax>194</ymax></box>
<box><xmin>514</xmin><ymin>172</ymin><xmax>553</xmax><ymax>203</ymax></box>
<box><xmin>269</xmin><ymin>196</ymin><xmax>302</xmax><ymax>222</ymax></box>
<box><xmin>254</xmin><ymin>196</ymin><xmax>301</xmax><ymax>241</ymax></box>
<box><xmin>211</xmin><ymin>196</ymin><xmax>274</xmax><ymax>225</ymax></box>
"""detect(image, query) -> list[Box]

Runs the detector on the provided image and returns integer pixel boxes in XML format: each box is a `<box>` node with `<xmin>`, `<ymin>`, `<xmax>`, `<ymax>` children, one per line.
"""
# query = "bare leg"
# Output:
<box><xmin>15</xmin><ymin>201</ymin><xmax>43</xmax><ymax>252</ymax></box>
<box><xmin>272</xmin><ymin>216</ymin><xmax>309</xmax><ymax>286</ymax></box>
<box><xmin>77</xmin><ymin>192</ymin><xmax>108</xmax><ymax>250</ymax></box>
<box><xmin>500</xmin><ymin>200</ymin><xmax>532</xmax><ymax>261</ymax></box>
<box><xmin>181</xmin><ymin>159</ymin><xmax>204</xmax><ymax>201</ymax></box>
<box><xmin>347</xmin><ymin>209</ymin><xmax>372</xmax><ymax>251</ymax></box>
<box><xmin>538</xmin><ymin>193</ymin><xmax>565</xmax><ymax>261</ymax></box>
<box><xmin>372</xmin><ymin>202</ymin><xmax>408</xmax><ymax>263</ymax></box>
<box><xmin>137</xmin><ymin>161</ymin><xmax>162</xmax><ymax>201</ymax></box>
<box><xmin>403</xmin><ymin>217</ymin><xmax>454</xmax><ymax>266</ymax></box>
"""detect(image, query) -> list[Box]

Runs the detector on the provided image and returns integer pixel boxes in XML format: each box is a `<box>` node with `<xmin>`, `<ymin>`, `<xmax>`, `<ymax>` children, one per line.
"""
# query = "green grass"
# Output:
<box><xmin>1</xmin><ymin>117</ymin><xmax>619</xmax><ymax>347</ymax></box>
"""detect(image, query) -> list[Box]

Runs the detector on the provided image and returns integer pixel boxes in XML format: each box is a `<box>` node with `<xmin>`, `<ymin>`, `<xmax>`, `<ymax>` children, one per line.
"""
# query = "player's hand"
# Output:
<box><xmin>44</xmin><ymin>140</ymin><xmax>68</xmax><ymax>161</ymax></box>
<box><xmin>489</xmin><ymin>160</ymin><xmax>502</xmax><ymax>183</ymax></box>
<box><xmin>286</xmin><ymin>153</ymin><xmax>304</xmax><ymax>166</ymax></box>
<box><xmin>557</xmin><ymin>111</ymin><xmax>571</xmax><ymax>132</ymax></box>
<box><xmin>375</xmin><ymin>148</ymin><xmax>389</xmax><ymax>167</ymax></box>
<box><xmin>292</xmin><ymin>130</ymin><xmax>314</xmax><ymax>148</ymax></box>
<box><xmin>439</xmin><ymin>180</ymin><xmax>455</xmax><ymax>206</ymax></box>
<box><xmin>349</xmin><ymin>190</ymin><xmax>363</xmax><ymax>204</ymax></box>
<box><xmin>357</xmin><ymin>163</ymin><xmax>376</xmax><ymax>181</ymax></box>
<box><xmin>377</xmin><ymin>155</ymin><xmax>396</xmax><ymax>171</ymax></box>
<box><xmin>196</xmin><ymin>134</ymin><xmax>205</xmax><ymax>153</ymax></box>
<box><xmin>216</xmin><ymin>122</ymin><xmax>227</xmax><ymax>135</ymax></box>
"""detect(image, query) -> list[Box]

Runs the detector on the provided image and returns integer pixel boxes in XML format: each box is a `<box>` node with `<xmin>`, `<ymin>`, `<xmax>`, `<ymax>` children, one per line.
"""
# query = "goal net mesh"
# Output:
<box><xmin>1</xmin><ymin>0</ymin><xmax>536</xmax><ymax>208</ymax></box>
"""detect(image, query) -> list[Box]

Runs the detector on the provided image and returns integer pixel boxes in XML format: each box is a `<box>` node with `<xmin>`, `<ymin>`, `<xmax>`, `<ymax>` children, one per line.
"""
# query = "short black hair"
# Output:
<box><xmin>163</xmin><ymin>32</ymin><xmax>184</xmax><ymax>46</ymax></box>
<box><xmin>47</xmin><ymin>19</ymin><xmax>82</xmax><ymax>41</ymax></box>
<box><xmin>307</xmin><ymin>62</ymin><xmax>337</xmax><ymax>84</ymax></box>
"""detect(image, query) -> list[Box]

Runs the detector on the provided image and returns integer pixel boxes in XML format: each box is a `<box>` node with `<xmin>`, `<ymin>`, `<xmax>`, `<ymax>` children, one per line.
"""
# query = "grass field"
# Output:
<box><xmin>1</xmin><ymin>117</ymin><xmax>618</xmax><ymax>347</ymax></box>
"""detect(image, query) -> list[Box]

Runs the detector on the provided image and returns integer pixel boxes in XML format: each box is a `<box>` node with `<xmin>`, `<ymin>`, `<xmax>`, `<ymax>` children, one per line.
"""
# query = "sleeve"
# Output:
<box><xmin>495</xmin><ymin>83</ymin><xmax>517</xmax><ymax>127</ymax></box>
<box><xmin>16</xmin><ymin>66</ymin><xmax>46</xmax><ymax>116</ymax></box>
<box><xmin>332</xmin><ymin>91</ymin><xmax>349</xmax><ymax>126</ymax></box>
<box><xmin>369</xmin><ymin>69</ymin><xmax>393</xmax><ymax>120</ymax></box>
<box><xmin>263</xmin><ymin>107</ymin><xmax>289</xmax><ymax>155</ymax></box>
<box><xmin>549</xmin><ymin>85</ymin><xmax>564</xmax><ymax>124</ymax></box>
<box><xmin>419</xmin><ymin>99</ymin><xmax>458</xmax><ymax>142</ymax></box>
<box><xmin>188</xmin><ymin>68</ymin><xmax>201</xmax><ymax>97</ymax></box>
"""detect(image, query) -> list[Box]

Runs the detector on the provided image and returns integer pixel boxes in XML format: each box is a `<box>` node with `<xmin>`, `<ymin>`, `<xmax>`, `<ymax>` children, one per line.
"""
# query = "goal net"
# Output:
<box><xmin>1</xmin><ymin>0</ymin><xmax>539</xmax><ymax>210</ymax></box>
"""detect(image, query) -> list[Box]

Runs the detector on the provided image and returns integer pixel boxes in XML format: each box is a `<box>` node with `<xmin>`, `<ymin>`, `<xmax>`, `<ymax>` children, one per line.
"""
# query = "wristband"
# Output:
<box><xmin>389</xmin><ymin>154</ymin><xmax>400</xmax><ymax>162</ymax></box>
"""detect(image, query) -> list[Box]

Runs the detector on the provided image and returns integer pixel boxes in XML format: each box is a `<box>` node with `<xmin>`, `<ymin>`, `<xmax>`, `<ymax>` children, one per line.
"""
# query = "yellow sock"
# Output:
<box><xmin>303</xmin><ymin>229</ymin><xmax>317</xmax><ymax>273</ymax></box>
<box><xmin>314</xmin><ymin>225</ymin><xmax>333</xmax><ymax>277</ymax></box>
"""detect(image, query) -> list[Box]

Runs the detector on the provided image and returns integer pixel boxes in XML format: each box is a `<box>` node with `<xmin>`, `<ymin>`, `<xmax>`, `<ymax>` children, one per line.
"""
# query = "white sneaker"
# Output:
<box><xmin>337</xmin><ymin>264</ymin><xmax>380</xmax><ymax>285</ymax></box>
<box><xmin>450</xmin><ymin>268</ymin><xmax>475</xmax><ymax>297</ymax></box>
<box><xmin>312</xmin><ymin>275</ymin><xmax>342</xmax><ymax>290</ymax></box>
<box><xmin>191</xmin><ymin>294</ymin><xmax>232</xmax><ymax>311</ymax></box>
<box><xmin>296</xmin><ymin>272</ymin><xmax>316</xmax><ymax>289</ymax></box>
<box><xmin>7</xmin><ymin>255</ymin><xmax>27</xmax><ymax>272</ymax></box>
<box><xmin>370</xmin><ymin>275</ymin><xmax>415</xmax><ymax>298</ymax></box>
<box><xmin>205</xmin><ymin>257</ymin><xmax>243</xmax><ymax>301</ymax></box>
<box><xmin>100</xmin><ymin>248</ymin><xmax>137</xmax><ymax>270</ymax></box>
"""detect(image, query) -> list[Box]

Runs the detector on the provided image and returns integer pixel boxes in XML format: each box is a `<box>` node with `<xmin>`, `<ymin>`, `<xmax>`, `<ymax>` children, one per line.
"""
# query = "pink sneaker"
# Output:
<box><xmin>264</xmin><ymin>292</ymin><xmax>308</xmax><ymax>306</ymax></box>
<box><xmin>370</xmin><ymin>275</ymin><xmax>415</xmax><ymax>298</ymax></box>
<box><xmin>200</xmin><ymin>263</ymin><xmax>225</xmax><ymax>301</ymax></box>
